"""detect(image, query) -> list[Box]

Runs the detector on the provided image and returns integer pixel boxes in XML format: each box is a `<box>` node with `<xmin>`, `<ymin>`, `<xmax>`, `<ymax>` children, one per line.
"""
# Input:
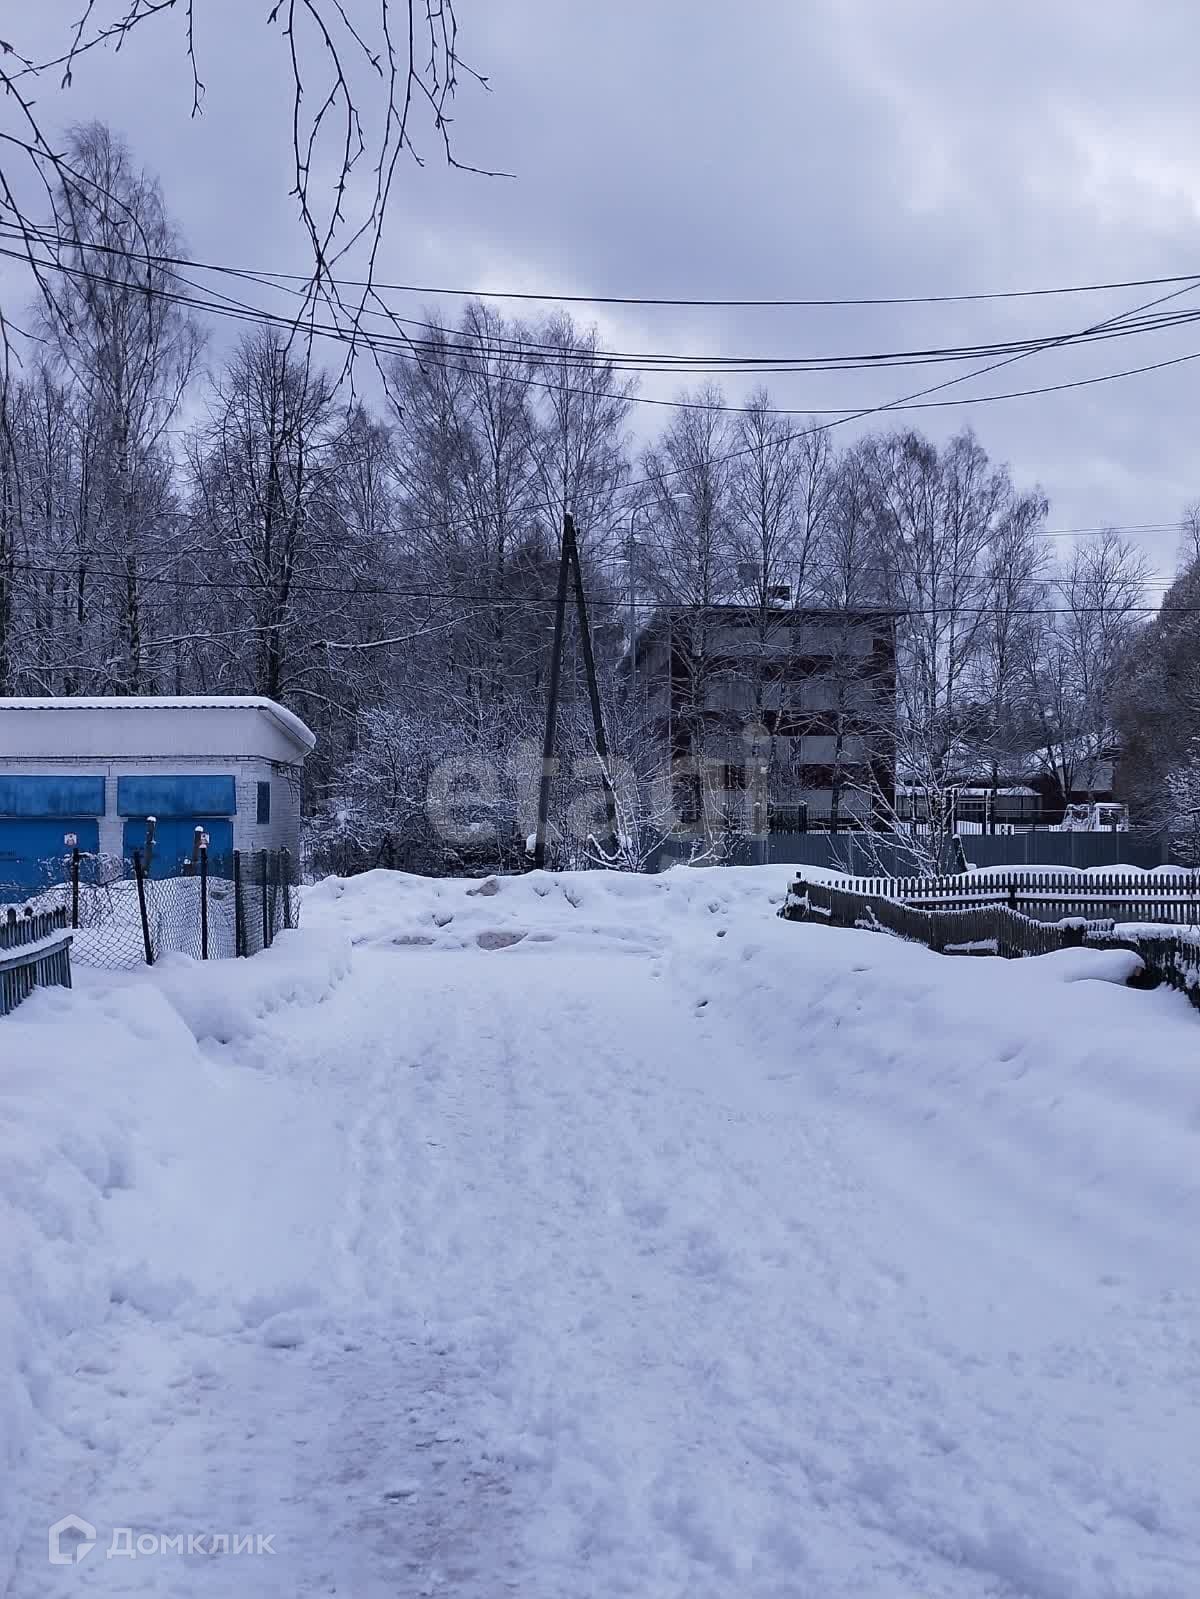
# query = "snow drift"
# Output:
<box><xmin>0</xmin><ymin>931</ymin><xmax>351</xmax><ymax>1588</ymax></box>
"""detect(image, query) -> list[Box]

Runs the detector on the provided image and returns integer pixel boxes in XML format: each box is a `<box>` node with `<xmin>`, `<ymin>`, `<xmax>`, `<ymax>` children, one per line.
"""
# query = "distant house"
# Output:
<box><xmin>0</xmin><ymin>697</ymin><xmax>315</xmax><ymax>896</ymax></box>
<box><xmin>894</xmin><ymin>783</ymin><xmax>1040</xmax><ymax>828</ymax></box>
<box><xmin>896</xmin><ymin>737</ymin><xmax>1121</xmax><ymax>829</ymax></box>
<box><xmin>630</xmin><ymin>604</ymin><xmax>897</xmax><ymax>831</ymax></box>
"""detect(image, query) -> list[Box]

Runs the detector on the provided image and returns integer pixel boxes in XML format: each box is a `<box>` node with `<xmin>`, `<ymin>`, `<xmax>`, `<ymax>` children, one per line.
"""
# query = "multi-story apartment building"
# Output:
<box><xmin>630</xmin><ymin>604</ymin><xmax>896</xmax><ymax>831</ymax></box>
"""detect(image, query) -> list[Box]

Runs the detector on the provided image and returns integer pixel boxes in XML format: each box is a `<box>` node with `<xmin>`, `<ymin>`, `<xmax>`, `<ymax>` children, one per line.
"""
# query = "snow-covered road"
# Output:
<box><xmin>5</xmin><ymin>867</ymin><xmax>1200</xmax><ymax>1597</ymax></box>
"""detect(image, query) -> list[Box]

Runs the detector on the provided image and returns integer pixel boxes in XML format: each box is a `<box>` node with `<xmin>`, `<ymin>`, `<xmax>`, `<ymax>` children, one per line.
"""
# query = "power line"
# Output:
<box><xmin>45</xmin><ymin>248</ymin><xmax>1200</xmax><ymax>309</ymax></box>
<box><xmin>295</xmin><ymin>272</ymin><xmax>1200</xmax><ymax>311</ymax></box>
<box><xmin>7</xmin><ymin>240</ymin><xmax>1200</xmax><ymax>432</ymax></box>
<box><xmin>620</xmin><ymin>274</ymin><xmax>1200</xmax><ymax>494</ymax></box>
<box><xmin>7</xmin><ymin>231</ymin><xmax>1198</xmax><ymax>544</ymax></box>
<box><xmin>6</xmin><ymin>558</ymin><xmax>1185</xmax><ymax>616</ymax></box>
<box><xmin>9</xmin><ymin>223</ymin><xmax>1200</xmax><ymax>378</ymax></box>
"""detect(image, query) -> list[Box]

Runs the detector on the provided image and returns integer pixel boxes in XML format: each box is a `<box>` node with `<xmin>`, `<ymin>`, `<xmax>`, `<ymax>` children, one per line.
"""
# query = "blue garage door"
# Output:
<box><xmin>117</xmin><ymin>775</ymin><xmax>236</xmax><ymax>878</ymax></box>
<box><xmin>123</xmin><ymin>817</ymin><xmax>233</xmax><ymax>877</ymax></box>
<box><xmin>0</xmin><ymin>818</ymin><xmax>100</xmax><ymax>900</ymax></box>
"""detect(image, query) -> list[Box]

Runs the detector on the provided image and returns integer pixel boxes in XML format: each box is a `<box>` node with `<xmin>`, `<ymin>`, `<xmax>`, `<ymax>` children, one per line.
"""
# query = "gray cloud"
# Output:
<box><xmin>7</xmin><ymin>0</ymin><xmax>1200</xmax><ymax>566</ymax></box>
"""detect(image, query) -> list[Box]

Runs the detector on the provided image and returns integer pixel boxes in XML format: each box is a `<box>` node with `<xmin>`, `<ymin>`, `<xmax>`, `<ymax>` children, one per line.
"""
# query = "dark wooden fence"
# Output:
<box><xmin>783</xmin><ymin>878</ymin><xmax>1097</xmax><ymax>957</ymax></box>
<box><xmin>0</xmin><ymin>905</ymin><xmax>73</xmax><ymax>1017</ymax></box>
<box><xmin>782</xmin><ymin>876</ymin><xmax>1200</xmax><ymax>1009</ymax></box>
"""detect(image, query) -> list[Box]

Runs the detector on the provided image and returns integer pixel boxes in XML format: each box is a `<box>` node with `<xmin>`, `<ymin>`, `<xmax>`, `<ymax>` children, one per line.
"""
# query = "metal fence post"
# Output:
<box><xmin>260</xmin><ymin>851</ymin><xmax>270</xmax><ymax>950</ymax></box>
<box><xmin>233</xmin><ymin>849</ymin><xmax>246</xmax><ymax>958</ymax></box>
<box><xmin>71</xmin><ymin>847</ymin><xmax>80</xmax><ymax>929</ymax></box>
<box><xmin>200</xmin><ymin>844</ymin><xmax>209</xmax><ymax>960</ymax></box>
<box><xmin>281</xmin><ymin>849</ymin><xmax>293</xmax><ymax>930</ymax></box>
<box><xmin>132</xmin><ymin>850</ymin><xmax>154</xmax><ymax>965</ymax></box>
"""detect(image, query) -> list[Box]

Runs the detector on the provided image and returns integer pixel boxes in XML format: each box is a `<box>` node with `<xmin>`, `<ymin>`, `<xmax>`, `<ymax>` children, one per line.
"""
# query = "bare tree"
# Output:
<box><xmin>389</xmin><ymin>309</ymin><xmax>562</xmax><ymax>747</ymax></box>
<box><xmin>1178</xmin><ymin>500</ymin><xmax>1200</xmax><ymax>574</ymax></box>
<box><xmin>42</xmin><ymin>123</ymin><xmax>202</xmax><ymax>690</ymax></box>
<box><xmin>1028</xmin><ymin>530</ymin><xmax>1148</xmax><ymax>808</ymax></box>
<box><xmin>865</xmin><ymin>428</ymin><xmax>1025</xmax><ymax>849</ymax></box>
<box><xmin>972</xmin><ymin>487</ymin><xmax>1049</xmax><ymax>824</ymax></box>
<box><xmin>728</xmin><ymin>394</ymin><xmax>815</xmax><ymax>606</ymax></box>
<box><xmin>638</xmin><ymin>394</ymin><xmax>738</xmax><ymax>838</ymax></box>
<box><xmin>188</xmin><ymin>328</ymin><xmax>345</xmax><ymax>704</ymax></box>
<box><xmin>809</xmin><ymin>442</ymin><xmax>895</xmax><ymax>832</ymax></box>
<box><xmin>525</xmin><ymin>313</ymin><xmax>635</xmax><ymax>550</ymax></box>
<box><xmin>727</xmin><ymin>400</ymin><xmax>839</xmax><ymax>815</ymax></box>
<box><xmin>1114</xmin><ymin>558</ymin><xmax>1200</xmax><ymax>826</ymax></box>
<box><xmin>0</xmin><ymin>3</ymin><xmax>497</xmax><ymax>394</ymax></box>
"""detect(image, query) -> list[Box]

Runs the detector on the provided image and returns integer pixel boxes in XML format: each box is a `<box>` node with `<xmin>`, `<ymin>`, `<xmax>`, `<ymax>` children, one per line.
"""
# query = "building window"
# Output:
<box><xmin>257</xmin><ymin>781</ymin><xmax>271</xmax><ymax>825</ymax></box>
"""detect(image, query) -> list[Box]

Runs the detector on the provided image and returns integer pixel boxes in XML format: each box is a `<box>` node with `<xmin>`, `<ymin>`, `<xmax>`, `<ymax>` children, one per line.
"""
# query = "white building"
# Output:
<box><xmin>0</xmin><ymin>697</ymin><xmax>315</xmax><ymax>893</ymax></box>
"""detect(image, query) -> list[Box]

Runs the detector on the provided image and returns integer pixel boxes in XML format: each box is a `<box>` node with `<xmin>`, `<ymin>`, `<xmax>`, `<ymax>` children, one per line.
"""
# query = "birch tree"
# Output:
<box><xmin>638</xmin><ymin>394</ymin><xmax>737</xmax><ymax>835</ymax></box>
<box><xmin>188</xmin><ymin>329</ymin><xmax>344</xmax><ymax>706</ymax></box>
<box><xmin>867</xmin><ymin>428</ymin><xmax>1027</xmax><ymax>843</ymax></box>
<box><xmin>44</xmin><ymin>123</ymin><xmax>201</xmax><ymax>691</ymax></box>
<box><xmin>1029</xmin><ymin>531</ymin><xmax>1148</xmax><ymax>807</ymax></box>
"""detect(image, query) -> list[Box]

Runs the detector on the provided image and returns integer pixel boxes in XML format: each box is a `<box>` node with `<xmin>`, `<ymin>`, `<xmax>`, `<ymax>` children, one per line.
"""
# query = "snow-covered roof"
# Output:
<box><xmin>0</xmin><ymin>695</ymin><xmax>316</xmax><ymax>753</ymax></box>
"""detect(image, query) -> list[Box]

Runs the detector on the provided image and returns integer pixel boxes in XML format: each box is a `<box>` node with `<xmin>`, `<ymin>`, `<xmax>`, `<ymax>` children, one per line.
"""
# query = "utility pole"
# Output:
<box><xmin>532</xmin><ymin>512</ymin><xmax>621</xmax><ymax>869</ymax></box>
<box><xmin>532</xmin><ymin>514</ymin><xmax>574</xmax><ymax>870</ymax></box>
<box><xmin>568</xmin><ymin>516</ymin><xmax>621</xmax><ymax>856</ymax></box>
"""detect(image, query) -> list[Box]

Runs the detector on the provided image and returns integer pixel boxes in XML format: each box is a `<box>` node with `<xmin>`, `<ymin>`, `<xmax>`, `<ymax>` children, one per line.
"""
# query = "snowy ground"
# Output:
<box><xmin>3</xmin><ymin>864</ymin><xmax>1200</xmax><ymax>1597</ymax></box>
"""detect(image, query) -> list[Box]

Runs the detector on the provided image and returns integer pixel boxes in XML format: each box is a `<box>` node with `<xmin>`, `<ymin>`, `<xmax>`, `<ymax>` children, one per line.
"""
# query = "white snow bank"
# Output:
<box><xmin>303</xmin><ymin>863</ymin><xmax>799</xmax><ymax>954</ymax></box>
<box><xmin>0</xmin><ymin>986</ymin><xmax>149</xmax><ymax>1581</ymax></box>
<box><xmin>678</xmin><ymin>915</ymin><xmax>1200</xmax><ymax>1283</ymax></box>
<box><xmin>0</xmin><ymin>957</ymin><xmax>349</xmax><ymax>1589</ymax></box>
<box><xmin>148</xmin><ymin>928</ymin><xmax>352</xmax><ymax>1042</ymax></box>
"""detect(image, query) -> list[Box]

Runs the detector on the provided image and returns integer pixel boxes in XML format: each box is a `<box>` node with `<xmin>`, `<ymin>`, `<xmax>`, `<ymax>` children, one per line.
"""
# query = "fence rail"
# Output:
<box><xmin>0</xmin><ymin>905</ymin><xmax>72</xmax><ymax>1016</ymax></box>
<box><xmin>782</xmin><ymin>876</ymin><xmax>1200</xmax><ymax>1009</ymax></box>
<box><xmin>783</xmin><ymin>879</ymin><xmax>1098</xmax><ymax>956</ymax></box>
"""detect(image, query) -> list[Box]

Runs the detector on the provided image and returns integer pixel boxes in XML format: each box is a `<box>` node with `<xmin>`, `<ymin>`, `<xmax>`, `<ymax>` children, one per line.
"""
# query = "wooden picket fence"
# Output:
<box><xmin>0</xmin><ymin>905</ymin><xmax>73</xmax><ymax>1017</ymax></box>
<box><xmin>827</xmin><ymin>870</ymin><xmax>1200</xmax><ymax>925</ymax></box>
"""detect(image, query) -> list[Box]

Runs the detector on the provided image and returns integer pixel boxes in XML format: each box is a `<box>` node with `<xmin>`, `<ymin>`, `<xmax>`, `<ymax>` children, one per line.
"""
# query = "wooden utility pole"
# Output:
<box><xmin>532</xmin><ymin>512</ymin><xmax>621</xmax><ymax>869</ymax></box>
<box><xmin>568</xmin><ymin>517</ymin><xmax>621</xmax><ymax>857</ymax></box>
<box><xmin>532</xmin><ymin>515</ymin><xmax>574</xmax><ymax>869</ymax></box>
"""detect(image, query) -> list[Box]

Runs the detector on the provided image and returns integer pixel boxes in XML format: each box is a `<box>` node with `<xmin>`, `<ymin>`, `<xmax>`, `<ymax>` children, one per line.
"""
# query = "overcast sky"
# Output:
<box><xmin>8</xmin><ymin>1</ymin><xmax>1200</xmax><ymax>574</ymax></box>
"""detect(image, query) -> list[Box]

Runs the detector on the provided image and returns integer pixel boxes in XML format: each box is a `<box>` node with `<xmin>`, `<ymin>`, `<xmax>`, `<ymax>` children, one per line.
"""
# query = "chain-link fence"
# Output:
<box><xmin>0</xmin><ymin>847</ymin><xmax>298</xmax><ymax>969</ymax></box>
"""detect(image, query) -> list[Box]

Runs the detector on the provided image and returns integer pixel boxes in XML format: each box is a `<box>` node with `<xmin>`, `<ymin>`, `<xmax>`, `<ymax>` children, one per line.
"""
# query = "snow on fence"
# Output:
<box><xmin>7</xmin><ymin>847</ymin><xmax>297</xmax><ymax>970</ymax></box>
<box><xmin>823</xmin><ymin>870</ymin><xmax>1200</xmax><ymax>926</ymax></box>
<box><xmin>782</xmin><ymin>877</ymin><xmax>1200</xmax><ymax>1009</ymax></box>
<box><xmin>0</xmin><ymin>905</ymin><xmax>72</xmax><ymax>1016</ymax></box>
<box><xmin>782</xmin><ymin>879</ymin><xmax>1095</xmax><ymax>958</ymax></box>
